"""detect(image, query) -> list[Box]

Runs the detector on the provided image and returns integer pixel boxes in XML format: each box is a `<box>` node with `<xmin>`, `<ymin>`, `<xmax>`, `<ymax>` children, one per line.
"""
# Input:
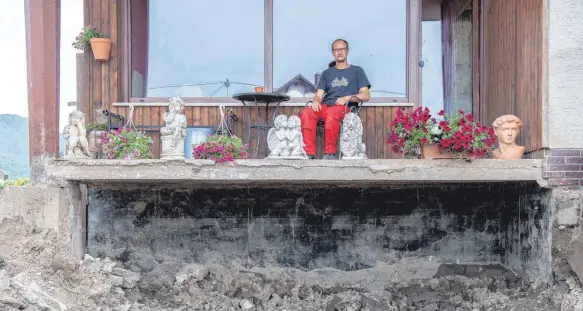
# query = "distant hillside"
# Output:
<box><xmin>0</xmin><ymin>114</ymin><xmax>30</xmax><ymax>178</ymax></box>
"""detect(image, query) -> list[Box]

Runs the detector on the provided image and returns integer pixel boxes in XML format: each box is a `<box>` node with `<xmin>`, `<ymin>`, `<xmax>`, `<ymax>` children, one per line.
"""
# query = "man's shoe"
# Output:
<box><xmin>306</xmin><ymin>154</ymin><xmax>315</xmax><ymax>160</ymax></box>
<box><xmin>322</xmin><ymin>154</ymin><xmax>337</xmax><ymax>160</ymax></box>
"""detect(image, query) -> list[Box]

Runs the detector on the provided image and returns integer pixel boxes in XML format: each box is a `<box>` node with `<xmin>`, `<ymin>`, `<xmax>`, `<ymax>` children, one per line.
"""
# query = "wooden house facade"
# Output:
<box><xmin>37</xmin><ymin>0</ymin><xmax>546</xmax><ymax>160</ymax></box>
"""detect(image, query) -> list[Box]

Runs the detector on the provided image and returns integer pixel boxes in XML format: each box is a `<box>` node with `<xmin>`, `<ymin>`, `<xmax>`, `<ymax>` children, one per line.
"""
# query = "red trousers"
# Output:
<box><xmin>300</xmin><ymin>104</ymin><xmax>348</xmax><ymax>155</ymax></box>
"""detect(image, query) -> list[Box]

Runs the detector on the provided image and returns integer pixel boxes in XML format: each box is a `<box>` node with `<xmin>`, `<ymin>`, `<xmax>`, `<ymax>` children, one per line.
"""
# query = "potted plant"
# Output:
<box><xmin>72</xmin><ymin>25</ymin><xmax>112</xmax><ymax>61</ymax></box>
<box><xmin>435</xmin><ymin>109</ymin><xmax>497</xmax><ymax>159</ymax></box>
<box><xmin>102</xmin><ymin>128</ymin><xmax>153</xmax><ymax>159</ymax></box>
<box><xmin>388</xmin><ymin>107</ymin><xmax>496</xmax><ymax>159</ymax></box>
<box><xmin>387</xmin><ymin>106</ymin><xmax>439</xmax><ymax>158</ymax></box>
<box><xmin>192</xmin><ymin>134</ymin><xmax>250</xmax><ymax>163</ymax></box>
<box><xmin>85</xmin><ymin>122</ymin><xmax>108</xmax><ymax>158</ymax></box>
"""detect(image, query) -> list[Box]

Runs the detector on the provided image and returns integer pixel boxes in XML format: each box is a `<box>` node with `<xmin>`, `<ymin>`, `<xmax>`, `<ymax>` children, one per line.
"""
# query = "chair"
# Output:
<box><xmin>304</xmin><ymin>96</ymin><xmax>363</xmax><ymax>159</ymax></box>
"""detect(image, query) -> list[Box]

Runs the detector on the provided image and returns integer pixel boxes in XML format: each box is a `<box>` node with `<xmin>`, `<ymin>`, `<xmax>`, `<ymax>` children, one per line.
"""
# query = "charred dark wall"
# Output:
<box><xmin>87</xmin><ymin>183</ymin><xmax>550</xmax><ymax>279</ymax></box>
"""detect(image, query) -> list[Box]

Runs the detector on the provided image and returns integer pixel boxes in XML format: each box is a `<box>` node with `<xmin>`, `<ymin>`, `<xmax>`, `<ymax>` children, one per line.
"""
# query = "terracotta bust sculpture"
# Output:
<box><xmin>492</xmin><ymin>114</ymin><xmax>525</xmax><ymax>159</ymax></box>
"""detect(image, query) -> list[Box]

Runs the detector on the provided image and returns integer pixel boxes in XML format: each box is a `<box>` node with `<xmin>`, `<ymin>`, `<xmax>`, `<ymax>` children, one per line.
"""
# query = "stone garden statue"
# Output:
<box><xmin>267</xmin><ymin>115</ymin><xmax>308</xmax><ymax>159</ymax></box>
<box><xmin>63</xmin><ymin>110</ymin><xmax>92</xmax><ymax>158</ymax></box>
<box><xmin>286</xmin><ymin>115</ymin><xmax>307</xmax><ymax>157</ymax></box>
<box><xmin>340</xmin><ymin>112</ymin><xmax>367</xmax><ymax>159</ymax></box>
<box><xmin>492</xmin><ymin>114</ymin><xmax>525</xmax><ymax>159</ymax></box>
<box><xmin>160</xmin><ymin>97</ymin><xmax>187</xmax><ymax>159</ymax></box>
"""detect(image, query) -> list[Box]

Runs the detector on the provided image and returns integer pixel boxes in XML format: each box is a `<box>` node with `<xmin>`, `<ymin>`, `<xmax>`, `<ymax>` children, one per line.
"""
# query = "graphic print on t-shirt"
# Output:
<box><xmin>331</xmin><ymin>77</ymin><xmax>349</xmax><ymax>88</ymax></box>
<box><xmin>318</xmin><ymin>65</ymin><xmax>371</xmax><ymax>106</ymax></box>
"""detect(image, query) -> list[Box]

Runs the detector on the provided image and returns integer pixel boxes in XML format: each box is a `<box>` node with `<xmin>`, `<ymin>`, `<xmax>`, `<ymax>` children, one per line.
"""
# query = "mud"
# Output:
<box><xmin>1</xmin><ymin>217</ymin><xmax>582</xmax><ymax>311</ymax></box>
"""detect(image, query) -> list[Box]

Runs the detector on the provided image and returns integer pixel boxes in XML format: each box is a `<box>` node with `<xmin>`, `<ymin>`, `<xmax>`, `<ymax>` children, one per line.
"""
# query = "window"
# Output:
<box><xmin>273</xmin><ymin>0</ymin><xmax>408</xmax><ymax>99</ymax></box>
<box><xmin>126</xmin><ymin>0</ymin><xmax>416</xmax><ymax>103</ymax></box>
<box><xmin>129</xmin><ymin>0</ymin><xmax>264</xmax><ymax>98</ymax></box>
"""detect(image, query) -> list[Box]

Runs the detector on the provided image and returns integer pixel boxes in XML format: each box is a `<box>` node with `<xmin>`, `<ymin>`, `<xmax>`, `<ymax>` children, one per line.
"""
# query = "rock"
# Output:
<box><xmin>0</xmin><ymin>269</ymin><xmax>9</xmax><ymax>290</ymax></box>
<box><xmin>112</xmin><ymin>267</ymin><xmax>141</xmax><ymax>289</ymax></box>
<box><xmin>129</xmin><ymin>252</ymin><xmax>158</xmax><ymax>273</ymax></box>
<box><xmin>135</xmin><ymin>258</ymin><xmax>157</xmax><ymax>273</ymax></box>
<box><xmin>240</xmin><ymin>299</ymin><xmax>253</xmax><ymax>310</ymax></box>
<box><xmin>175</xmin><ymin>263</ymin><xmax>208</xmax><ymax>286</ymax></box>
<box><xmin>361</xmin><ymin>294</ymin><xmax>390</xmax><ymax>311</ymax></box>
<box><xmin>110</xmin><ymin>275</ymin><xmax>124</xmax><ymax>287</ymax></box>
<box><xmin>555</xmin><ymin>200</ymin><xmax>580</xmax><ymax>227</ymax></box>
<box><xmin>84</xmin><ymin>254</ymin><xmax>95</xmax><ymax>262</ymax></box>
<box><xmin>128</xmin><ymin>264</ymin><xmax>142</xmax><ymax>273</ymax></box>
<box><xmin>326</xmin><ymin>296</ymin><xmax>342</xmax><ymax>311</ymax></box>
<box><xmin>269</xmin><ymin>293</ymin><xmax>283</xmax><ymax>307</ymax></box>
<box><xmin>11</xmin><ymin>272</ymin><xmax>68</xmax><ymax>310</ymax></box>
<box><xmin>101</xmin><ymin>258</ymin><xmax>116</xmax><ymax>274</ymax></box>
<box><xmin>568</xmin><ymin>234</ymin><xmax>583</xmax><ymax>283</ymax></box>
<box><xmin>89</xmin><ymin>280</ymin><xmax>112</xmax><ymax>298</ymax></box>
<box><xmin>138</xmin><ymin>261</ymin><xmax>182</xmax><ymax>299</ymax></box>
<box><xmin>50</xmin><ymin>252</ymin><xmax>78</xmax><ymax>275</ymax></box>
<box><xmin>0</xmin><ymin>294</ymin><xmax>27</xmax><ymax>309</ymax></box>
<box><xmin>338</xmin><ymin>300</ymin><xmax>362</xmax><ymax>311</ymax></box>
<box><xmin>298</xmin><ymin>284</ymin><xmax>310</xmax><ymax>300</ymax></box>
<box><xmin>272</xmin><ymin>278</ymin><xmax>295</xmax><ymax>297</ymax></box>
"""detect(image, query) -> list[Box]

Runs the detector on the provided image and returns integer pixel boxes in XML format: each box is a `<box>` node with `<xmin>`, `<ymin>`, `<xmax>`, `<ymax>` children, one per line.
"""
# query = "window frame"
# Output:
<box><xmin>121</xmin><ymin>0</ymin><xmax>421</xmax><ymax>105</ymax></box>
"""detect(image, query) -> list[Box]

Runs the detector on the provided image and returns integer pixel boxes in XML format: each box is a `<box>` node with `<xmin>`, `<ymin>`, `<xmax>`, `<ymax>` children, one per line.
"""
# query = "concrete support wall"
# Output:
<box><xmin>87</xmin><ymin>183</ymin><xmax>552</xmax><ymax>281</ymax></box>
<box><xmin>0</xmin><ymin>184</ymin><xmax>87</xmax><ymax>259</ymax></box>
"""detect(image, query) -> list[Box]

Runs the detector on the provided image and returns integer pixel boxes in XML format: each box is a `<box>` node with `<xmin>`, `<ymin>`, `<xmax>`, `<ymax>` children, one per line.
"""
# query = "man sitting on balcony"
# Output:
<box><xmin>299</xmin><ymin>39</ymin><xmax>371</xmax><ymax>159</ymax></box>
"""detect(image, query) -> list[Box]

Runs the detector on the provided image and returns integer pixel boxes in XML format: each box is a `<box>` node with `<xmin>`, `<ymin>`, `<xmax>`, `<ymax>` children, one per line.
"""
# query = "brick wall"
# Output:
<box><xmin>544</xmin><ymin>149</ymin><xmax>583</xmax><ymax>188</ymax></box>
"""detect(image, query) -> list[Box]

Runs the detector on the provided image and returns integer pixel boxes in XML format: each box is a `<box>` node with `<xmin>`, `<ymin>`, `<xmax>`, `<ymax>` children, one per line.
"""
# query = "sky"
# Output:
<box><xmin>0</xmin><ymin>0</ymin><xmax>82</xmax><ymax>129</ymax></box>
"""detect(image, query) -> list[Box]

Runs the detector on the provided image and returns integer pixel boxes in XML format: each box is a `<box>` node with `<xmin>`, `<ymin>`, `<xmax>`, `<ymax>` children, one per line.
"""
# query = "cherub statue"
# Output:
<box><xmin>160</xmin><ymin>97</ymin><xmax>187</xmax><ymax>147</ymax></box>
<box><xmin>286</xmin><ymin>115</ymin><xmax>308</xmax><ymax>158</ymax></box>
<box><xmin>492</xmin><ymin>114</ymin><xmax>525</xmax><ymax>159</ymax></box>
<box><xmin>340</xmin><ymin>112</ymin><xmax>367</xmax><ymax>159</ymax></box>
<box><xmin>267</xmin><ymin>115</ymin><xmax>289</xmax><ymax>157</ymax></box>
<box><xmin>62</xmin><ymin>110</ymin><xmax>91</xmax><ymax>158</ymax></box>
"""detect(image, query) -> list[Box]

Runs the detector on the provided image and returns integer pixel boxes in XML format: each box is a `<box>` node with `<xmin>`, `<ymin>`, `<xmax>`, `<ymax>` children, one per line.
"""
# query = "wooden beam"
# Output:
<box><xmin>24</xmin><ymin>0</ymin><xmax>61</xmax><ymax>168</ymax></box>
<box><xmin>472</xmin><ymin>0</ymin><xmax>480</xmax><ymax>120</ymax></box>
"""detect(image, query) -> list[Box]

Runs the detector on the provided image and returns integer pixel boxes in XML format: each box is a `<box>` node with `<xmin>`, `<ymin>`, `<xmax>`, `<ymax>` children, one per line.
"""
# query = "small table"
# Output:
<box><xmin>232</xmin><ymin>92</ymin><xmax>291</xmax><ymax>158</ymax></box>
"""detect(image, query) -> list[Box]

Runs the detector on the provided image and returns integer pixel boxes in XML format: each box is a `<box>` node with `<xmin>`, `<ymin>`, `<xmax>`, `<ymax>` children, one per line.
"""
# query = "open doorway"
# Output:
<box><xmin>421</xmin><ymin>0</ymin><xmax>475</xmax><ymax>115</ymax></box>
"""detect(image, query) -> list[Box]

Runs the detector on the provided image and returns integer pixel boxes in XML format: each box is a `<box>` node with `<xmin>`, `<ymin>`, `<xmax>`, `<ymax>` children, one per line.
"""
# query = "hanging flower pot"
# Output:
<box><xmin>90</xmin><ymin>38</ymin><xmax>112</xmax><ymax>61</ymax></box>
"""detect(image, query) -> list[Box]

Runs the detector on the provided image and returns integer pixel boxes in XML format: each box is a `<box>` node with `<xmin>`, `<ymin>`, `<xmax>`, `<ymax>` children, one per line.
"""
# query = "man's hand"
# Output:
<box><xmin>311</xmin><ymin>100</ymin><xmax>322</xmax><ymax>112</ymax></box>
<box><xmin>335</xmin><ymin>95</ymin><xmax>352</xmax><ymax>106</ymax></box>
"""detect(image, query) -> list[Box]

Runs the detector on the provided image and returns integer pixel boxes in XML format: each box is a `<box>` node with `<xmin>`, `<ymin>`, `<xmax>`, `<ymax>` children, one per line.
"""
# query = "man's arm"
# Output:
<box><xmin>311</xmin><ymin>89</ymin><xmax>326</xmax><ymax>112</ymax></box>
<box><xmin>352</xmin><ymin>87</ymin><xmax>371</xmax><ymax>102</ymax></box>
<box><xmin>311</xmin><ymin>72</ymin><xmax>327</xmax><ymax>111</ymax></box>
<box><xmin>312</xmin><ymin>89</ymin><xmax>325</xmax><ymax>105</ymax></box>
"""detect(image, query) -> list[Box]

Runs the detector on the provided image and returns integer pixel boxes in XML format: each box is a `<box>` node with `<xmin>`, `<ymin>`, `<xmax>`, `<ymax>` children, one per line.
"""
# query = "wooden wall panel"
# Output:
<box><xmin>516</xmin><ymin>0</ymin><xmax>543</xmax><ymax>151</ymax></box>
<box><xmin>481</xmin><ymin>0</ymin><xmax>543</xmax><ymax>152</ymax></box>
<box><xmin>83</xmin><ymin>0</ymin><xmax>122</xmax><ymax>123</ymax></box>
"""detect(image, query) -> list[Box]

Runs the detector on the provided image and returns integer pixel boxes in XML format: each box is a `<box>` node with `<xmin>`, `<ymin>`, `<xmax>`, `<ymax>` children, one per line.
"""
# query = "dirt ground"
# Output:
<box><xmin>1</xmin><ymin>217</ymin><xmax>582</xmax><ymax>311</ymax></box>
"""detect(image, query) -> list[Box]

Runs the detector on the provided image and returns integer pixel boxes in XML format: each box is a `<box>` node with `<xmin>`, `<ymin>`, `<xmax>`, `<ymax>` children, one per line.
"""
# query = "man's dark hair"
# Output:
<box><xmin>331</xmin><ymin>39</ymin><xmax>349</xmax><ymax>51</ymax></box>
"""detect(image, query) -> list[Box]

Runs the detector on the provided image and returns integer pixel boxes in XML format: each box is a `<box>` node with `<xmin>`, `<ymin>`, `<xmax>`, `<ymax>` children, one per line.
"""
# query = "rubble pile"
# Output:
<box><xmin>1</xmin><ymin>217</ymin><xmax>583</xmax><ymax>311</ymax></box>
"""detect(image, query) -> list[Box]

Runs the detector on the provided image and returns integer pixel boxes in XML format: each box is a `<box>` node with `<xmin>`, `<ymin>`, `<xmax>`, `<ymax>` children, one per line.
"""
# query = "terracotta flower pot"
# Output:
<box><xmin>422</xmin><ymin>143</ymin><xmax>475</xmax><ymax>160</ymax></box>
<box><xmin>421</xmin><ymin>143</ymin><xmax>439</xmax><ymax>159</ymax></box>
<box><xmin>254</xmin><ymin>86</ymin><xmax>264</xmax><ymax>92</ymax></box>
<box><xmin>90</xmin><ymin>38</ymin><xmax>112</xmax><ymax>61</ymax></box>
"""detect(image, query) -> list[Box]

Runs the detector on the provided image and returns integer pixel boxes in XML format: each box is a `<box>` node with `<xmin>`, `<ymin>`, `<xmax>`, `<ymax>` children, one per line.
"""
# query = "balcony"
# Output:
<box><xmin>46</xmin><ymin>158</ymin><xmax>544</xmax><ymax>186</ymax></box>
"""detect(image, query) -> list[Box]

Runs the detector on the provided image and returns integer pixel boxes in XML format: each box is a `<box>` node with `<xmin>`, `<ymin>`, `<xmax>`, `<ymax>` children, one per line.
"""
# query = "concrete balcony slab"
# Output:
<box><xmin>45</xmin><ymin>159</ymin><xmax>544</xmax><ymax>186</ymax></box>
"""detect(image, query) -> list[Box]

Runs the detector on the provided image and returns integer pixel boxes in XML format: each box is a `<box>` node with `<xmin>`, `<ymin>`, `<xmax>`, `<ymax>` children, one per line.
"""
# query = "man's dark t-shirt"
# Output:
<box><xmin>317</xmin><ymin>65</ymin><xmax>371</xmax><ymax>106</ymax></box>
